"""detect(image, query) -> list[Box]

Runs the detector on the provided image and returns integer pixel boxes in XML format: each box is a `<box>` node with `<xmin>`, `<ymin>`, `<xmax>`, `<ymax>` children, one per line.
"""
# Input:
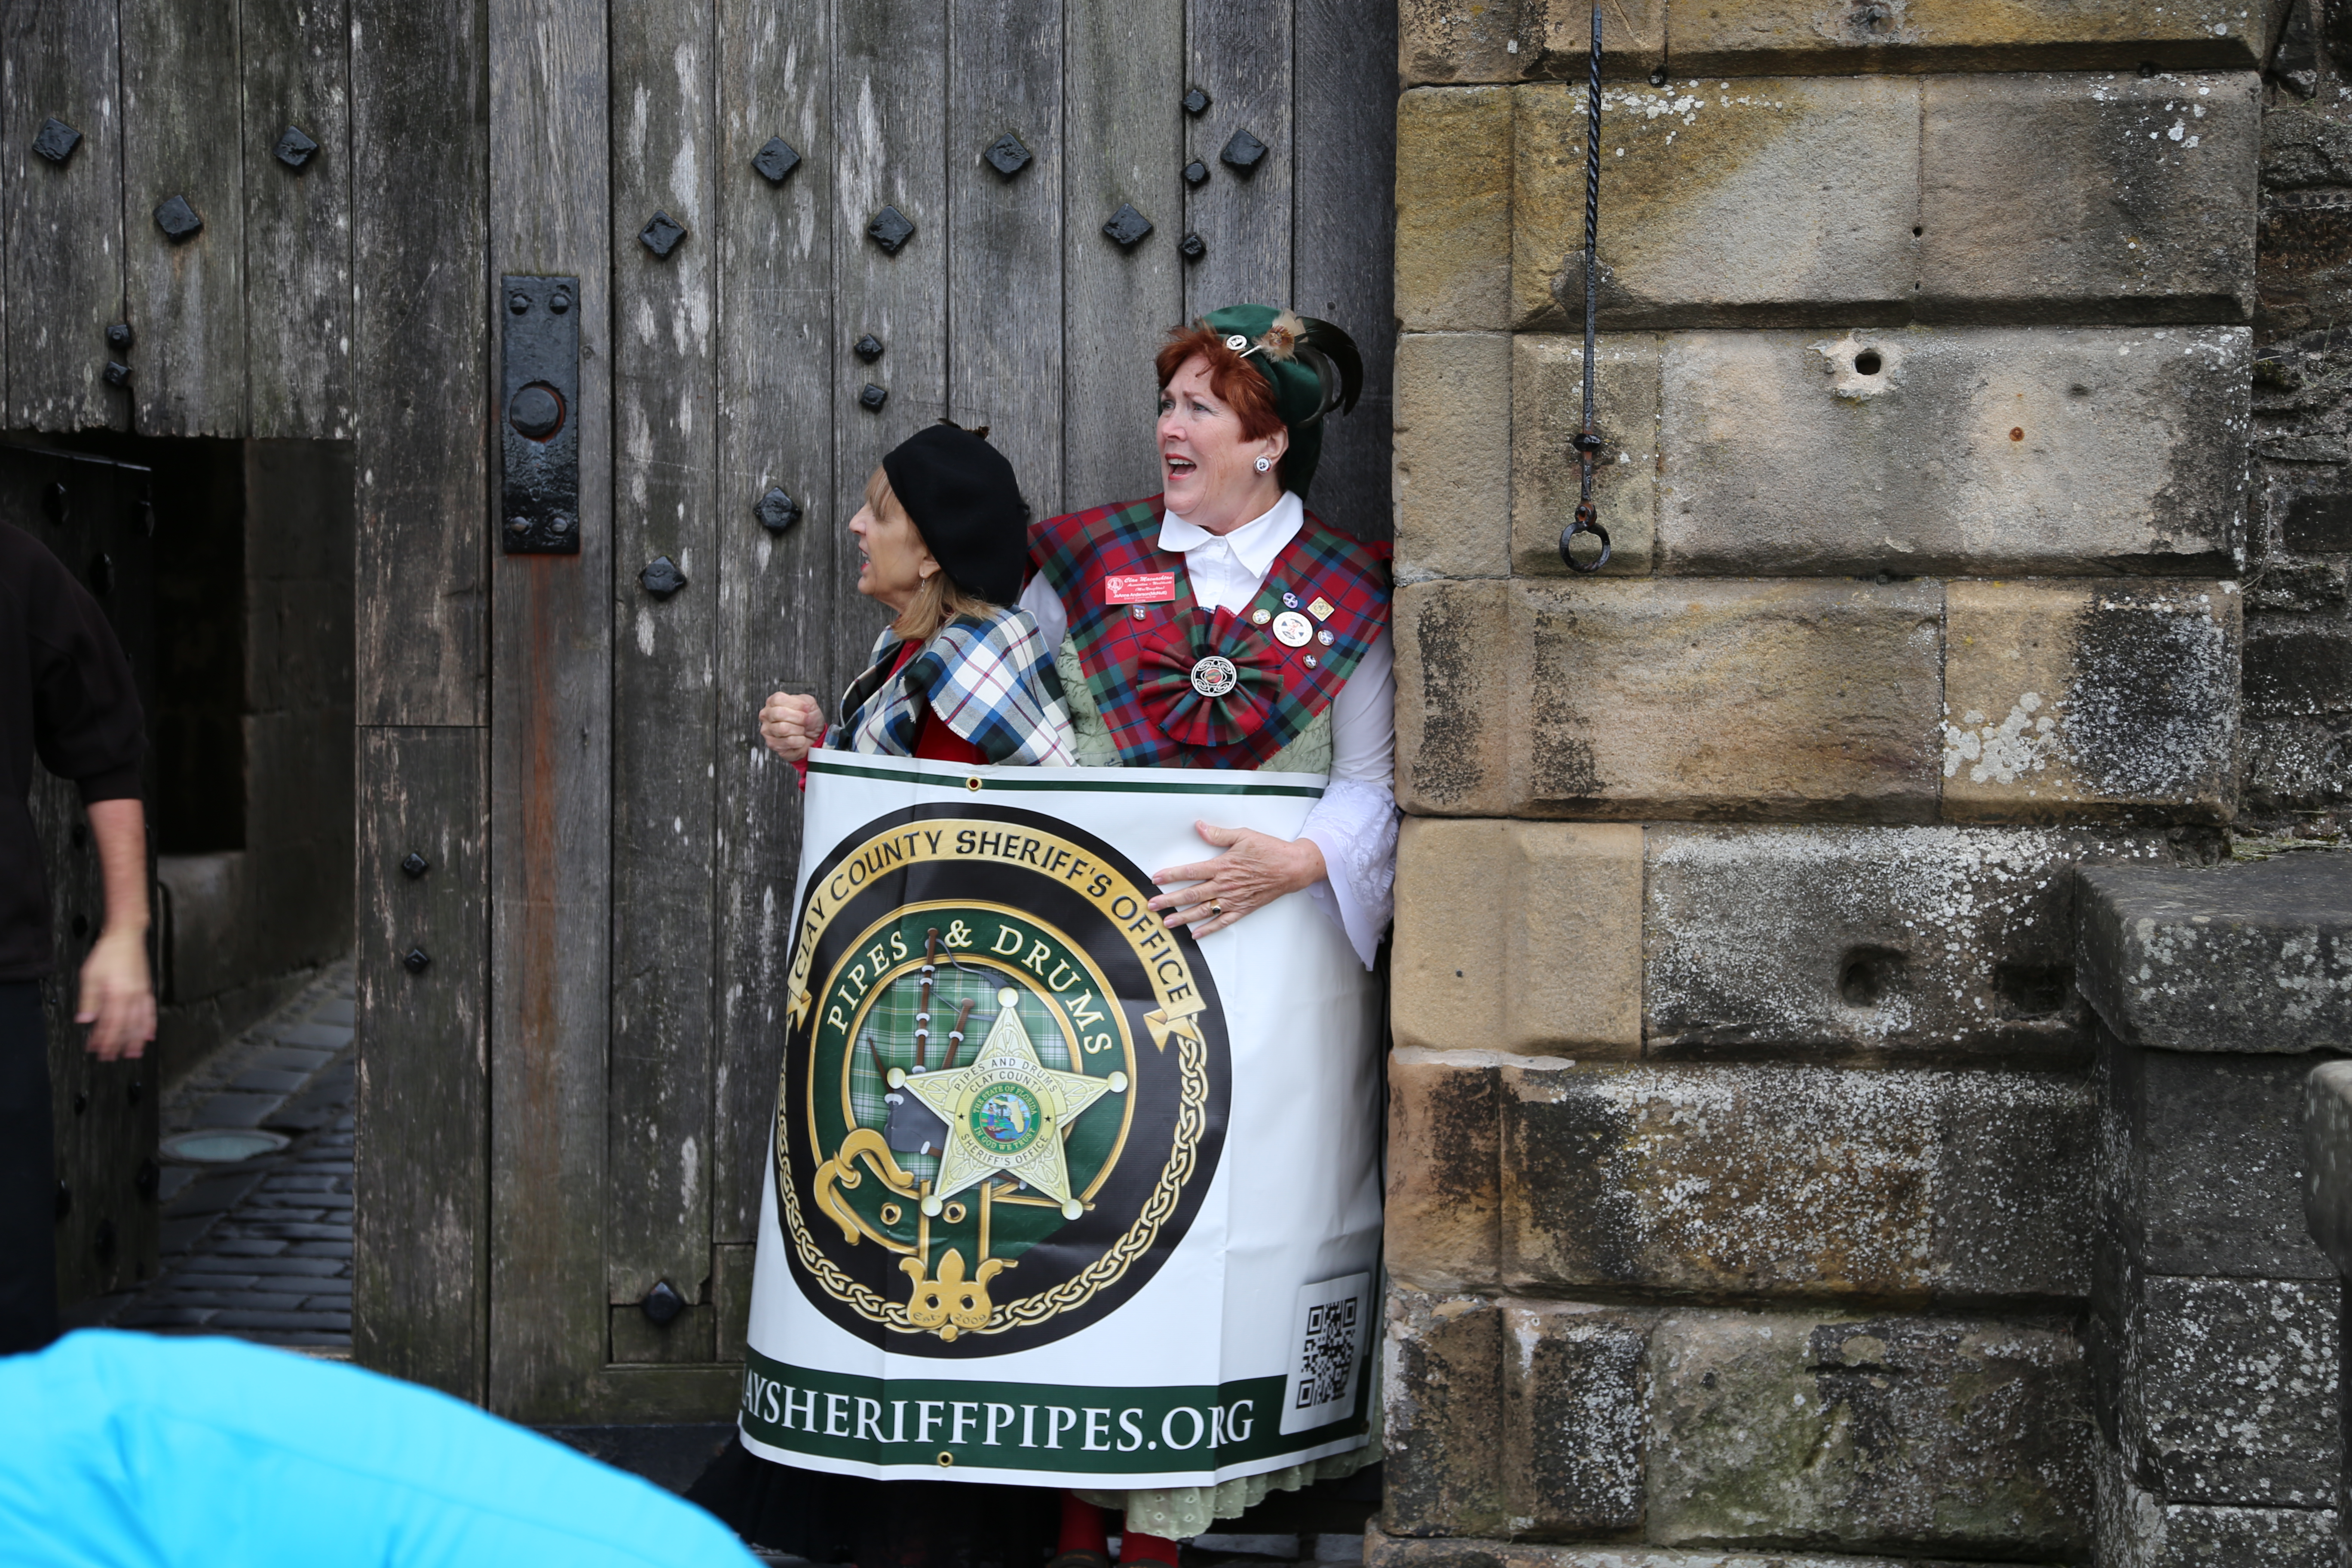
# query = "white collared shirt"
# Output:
<box><xmin>1157</xmin><ymin>491</ymin><xmax>1306</xmax><ymax>616</ymax></box>
<box><xmin>1018</xmin><ymin>493</ymin><xmax>1398</xmax><ymax>967</ymax></box>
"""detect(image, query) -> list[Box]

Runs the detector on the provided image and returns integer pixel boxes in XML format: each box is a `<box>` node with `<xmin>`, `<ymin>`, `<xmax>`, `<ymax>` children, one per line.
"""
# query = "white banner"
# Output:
<box><xmin>739</xmin><ymin>750</ymin><xmax>1381</xmax><ymax>1489</ymax></box>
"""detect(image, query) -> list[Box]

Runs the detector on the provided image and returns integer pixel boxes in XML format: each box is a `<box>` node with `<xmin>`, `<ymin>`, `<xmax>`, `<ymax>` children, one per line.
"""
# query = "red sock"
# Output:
<box><xmin>1119</xmin><ymin>1529</ymin><xmax>1182</xmax><ymax>1568</ymax></box>
<box><xmin>1058</xmin><ymin>1492</ymin><xmax>1109</xmax><ymax>1558</ymax></box>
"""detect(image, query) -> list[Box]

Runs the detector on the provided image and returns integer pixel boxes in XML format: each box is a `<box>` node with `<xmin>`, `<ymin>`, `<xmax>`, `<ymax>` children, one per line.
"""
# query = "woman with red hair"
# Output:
<box><xmin>1021</xmin><ymin>303</ymin><xmax>1393</xmax><ymax>1568</ymax></box>
<box><xmin>1023</xmin><ymin>306</ymin><xmax>1392</xmax><ymax>967</ymax></box>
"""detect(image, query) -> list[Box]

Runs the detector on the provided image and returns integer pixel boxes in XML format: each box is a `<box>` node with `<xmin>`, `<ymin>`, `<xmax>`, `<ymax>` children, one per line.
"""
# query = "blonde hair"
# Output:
<box><xmin>867</xmin><ymin>466</ymin><xmax>994</xmax><ymax>643</ymax></box>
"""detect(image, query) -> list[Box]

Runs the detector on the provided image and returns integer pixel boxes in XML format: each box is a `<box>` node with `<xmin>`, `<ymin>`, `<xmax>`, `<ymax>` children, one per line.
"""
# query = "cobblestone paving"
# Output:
<box><xmin>98</xmin><ymin>963</ymin><xmax>357</xmax><ymax>1350</ymax></box>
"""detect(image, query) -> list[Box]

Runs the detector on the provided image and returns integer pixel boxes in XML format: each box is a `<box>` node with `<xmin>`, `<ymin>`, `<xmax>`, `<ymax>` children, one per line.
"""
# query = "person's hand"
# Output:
<box><xmin>759</xmin><ymin>691</ymin><xmax>825</xmax><ymax>763</ymax></box>
<box><xmin>78</xmin><ymin>925</ymin><xmax>154</xmax><ymax>1062</ymax></box>
<box><xmin>1148</xmin><ymin>820</ymin><xmax>1326</xmax><ymax>937</ymax></box>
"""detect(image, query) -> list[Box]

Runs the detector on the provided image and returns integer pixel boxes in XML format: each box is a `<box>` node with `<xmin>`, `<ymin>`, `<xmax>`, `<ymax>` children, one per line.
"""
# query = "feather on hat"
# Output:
<box><xmin>1200</xmin><ymin>303</ymin><xmax>1365</xmax><ymax>496</ymax></box>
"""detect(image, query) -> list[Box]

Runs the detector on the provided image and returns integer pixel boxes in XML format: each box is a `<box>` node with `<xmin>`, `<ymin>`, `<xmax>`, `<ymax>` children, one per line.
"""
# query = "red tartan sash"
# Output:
<box><xmin>1027</xmin><ymin>496</ymin><xmax>1391</xmax><ymax>770</ymax></box>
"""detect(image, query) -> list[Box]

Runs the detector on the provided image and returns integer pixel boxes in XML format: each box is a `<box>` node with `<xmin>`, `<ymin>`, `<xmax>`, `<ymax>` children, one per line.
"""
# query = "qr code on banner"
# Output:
<box><xmin>1296</xmin><ymin>1299</ymin><xmax>1359</xmax><ymax>1409</ymax></box>
<box><xmin>1279</xmin><ymin>1272</ymin><xmax>1370</xmax><ymax>1435</ymax></box>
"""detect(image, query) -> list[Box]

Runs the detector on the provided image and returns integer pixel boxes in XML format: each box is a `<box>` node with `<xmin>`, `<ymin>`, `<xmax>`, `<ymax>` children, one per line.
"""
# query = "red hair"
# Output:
<box><xmin>1155</xmin><ymin>323</ymin><xmax>1286</xmax><ymax>445</ymax></box>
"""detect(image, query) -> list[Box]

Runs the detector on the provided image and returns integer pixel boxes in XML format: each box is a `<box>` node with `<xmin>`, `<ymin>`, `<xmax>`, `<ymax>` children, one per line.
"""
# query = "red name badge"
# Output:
<box><xmin>1104</xmin><ymin>573</ymin><xmax>1176</xmax><ymax>605</ymax></box>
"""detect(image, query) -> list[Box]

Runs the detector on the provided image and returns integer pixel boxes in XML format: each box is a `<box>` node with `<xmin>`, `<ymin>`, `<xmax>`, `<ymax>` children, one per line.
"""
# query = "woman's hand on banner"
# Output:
<box><xmin>1149</xmin><ymin>821</ymin><xmax>1327</xmax><ymax>936</ymax></box>
<box><xmin>760</xmin><ymin>691</ymin><xmax>825</xmax><ymax>762</ymax></box>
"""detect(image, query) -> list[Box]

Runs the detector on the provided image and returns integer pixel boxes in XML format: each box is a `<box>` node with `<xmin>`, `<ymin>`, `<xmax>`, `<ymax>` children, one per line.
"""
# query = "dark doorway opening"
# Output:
<box><xmin>10</xmin><ymin>431</ymin><xmax>355</xmax><ymax>1330</ymax></box>
<box><xmin>45</xmin><ymin>432</ymin><xmax>360</xmax><ymax>1088</ymax></box>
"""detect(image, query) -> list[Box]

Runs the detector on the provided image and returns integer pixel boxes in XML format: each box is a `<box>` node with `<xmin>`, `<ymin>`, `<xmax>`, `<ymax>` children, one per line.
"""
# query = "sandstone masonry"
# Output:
<box><xmin>1381</xmin><ymin>3</ymin><xmax>2342</xmax><ymax>1565</ymax></box>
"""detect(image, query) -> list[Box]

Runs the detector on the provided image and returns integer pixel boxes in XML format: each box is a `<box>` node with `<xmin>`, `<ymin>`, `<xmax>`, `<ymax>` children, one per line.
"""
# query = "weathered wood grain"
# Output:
<box><xmin>352</xmin><ymin>724</ymin><xmax>488</xmax><ymax>1401</ymax></box>
<box><xmin>2</xmin><ymin>2</ymin><xmax>126</xmax><ymax>431</ymax></box>
<box><xmin>606</xmin><ymin>0</ymin><xmax>720</xmax><ymax>1317</ymax></box>
<box><xmin>1293</xmin><ymin>0</ymin><xmax>1397</xmax><ymax>542</ymax></box>
<box><xmin>585</xmin><ymin>1361</ymin><xmax>739</xmax><ymax>1420</ymax></box>
<box><xmin>347</xmin><ymin>0</ymin><xmax>487</xmax><ymax>1395</ymax></box>
<box><xmin>1063</xmin><ymin>0</ymin><xmax>1182</xmax><ymax>509</ymax></box>
<box><xmin>712</xmin><ymin>0</ymin><xmax>833</xmax><ymax>1248</ymax></box>
<box><xmin>834</xmin><ymin>0</ymin><xmax>948</xmax><ymax>559</ymax></box>
<box><xmin>350</xmin><ymin>0</ymin><xmax>489</xmax><ymax>728</ymax></box>
<box><xmin>608</xmin><ymin>1300</ymin><xmax>717</xmax><ymax>1363</ymax></box>
<box><xmin>119</xmin><ymin>0</ymin><xmax>246</xmax><ymax>435</ymax></box>
<box><xmin>242</xmin><ymin>0</ymin><xmax>356</xmax><ymax>439</ymax></box>
<box><xmin>947</xmin><ymin>0</ymin><xmax>1063</xmax><ymax>514</ymax></box>
<box><xmin>1185</xmin><ymin>0</ymin><xmax>1294</xmax><ymax>318</ymax></box>
<box><xmin>713</xmin><ymin>1239</ymin><xmax>754</xmax><ymax>1360</ymax></box>
<box><xmin>487</xmin><ymin>0</ymin><xmax>615</xmax><ymax>1423</ymax></box>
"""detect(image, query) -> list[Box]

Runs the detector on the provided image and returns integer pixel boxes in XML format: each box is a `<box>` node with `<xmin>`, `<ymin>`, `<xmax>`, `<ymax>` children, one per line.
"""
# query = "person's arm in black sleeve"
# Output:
<box><xmin>27</xmin><ymin>542</ymin><xmax>154</xmax><ymax>1060</ymax></box>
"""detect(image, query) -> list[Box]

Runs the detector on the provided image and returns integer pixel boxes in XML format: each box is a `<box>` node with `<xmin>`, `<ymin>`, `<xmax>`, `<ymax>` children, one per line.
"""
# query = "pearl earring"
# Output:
<box><xmin>1254</xmin><ymin>456</ymin><xmax>1272</xmax><ymax>473</ymax></box>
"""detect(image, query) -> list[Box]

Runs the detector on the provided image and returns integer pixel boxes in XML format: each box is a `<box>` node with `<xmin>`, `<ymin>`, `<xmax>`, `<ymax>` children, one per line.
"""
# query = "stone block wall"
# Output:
<box><xmin>2082</xmin><ymin>858</ymin><xmax>2351</xmax><ymax>1565</ymax></box>
<box><xmin>2247</xmin><ymin>3</ymin><xmax>2352</xmax><ymax>837</ymax></box>
<box><xmin>1380</xmin><ymin>3</ymin><xmax>2337</xmax><ymax>1565</ymax></box>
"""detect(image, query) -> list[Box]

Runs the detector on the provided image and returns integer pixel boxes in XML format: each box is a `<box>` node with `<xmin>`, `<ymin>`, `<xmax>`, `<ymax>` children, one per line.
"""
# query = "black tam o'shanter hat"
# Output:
<box><xmin>880</xmin><ymin>421</ymin><xmax>1031</xmax><ymax>605</ymax></box>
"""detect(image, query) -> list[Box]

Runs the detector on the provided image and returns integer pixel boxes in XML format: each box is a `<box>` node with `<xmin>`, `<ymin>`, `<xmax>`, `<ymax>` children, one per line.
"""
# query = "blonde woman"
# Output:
<box><xmin>759</xmin><ymin>421</ymin><xmax>1075</xmax><ymax>772</ymax></box>
<box><xmin>704</xmin><ymin>422</ymin><xmax>1074</xmax><ymax>1564</ymax></box>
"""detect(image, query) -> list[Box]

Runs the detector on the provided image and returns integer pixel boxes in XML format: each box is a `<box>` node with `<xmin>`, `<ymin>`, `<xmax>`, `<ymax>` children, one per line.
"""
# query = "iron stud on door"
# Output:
<box><xmin>867</xmin><ymin>205</ymin><xmax>916</xmax><ymax>254</ymax></box>
<box><xmin>153</xmin><ymin>196</ymin><xmax>203</xmax><ymax>242</ymax></box>
<box><xmin>33</xmin><ymin>118</ymin><xmax>81</xmax><ymax>164</ymax></box>
<box><xmin>641</xmin><ymin>1280</ymin><xmax>687</xmax><ymax>1325</ymax></box>
<box><xmin>985</xmin><ymin>133</ymin><xmax>1033</xmax><ymax>177</ymax></box>
<box><xmin>640</xmin><ymin>556</ymin><xmax>687</xmax><ymax>597</ymax></box>
<box><xmin>639</xmin><ymin>210</ymin><xmax>686</xmax><ymax>258</ymax></box>
<box><xmin>273</xmin><ymin>125</ymin><xmax>320</xmax><ymax>170</ymax></box>
<box><xmin>1102</xmin><ymin>204</ymin><xmax>1153</xmax><ymax>248</ymax></box>
<box><xmin>752</xmin><ymin>137</ymin><xmax>801</xmax><ymax>183</ymax></box>
<box><xmin>755</xmin><ymin>487</ymin><xmax>801</xmax><ymax>533</ymax></box>
<box><xmin>1219</xmin><ymin>129</ymin><xmax>1268</xmax><ymax>175</ymax></box>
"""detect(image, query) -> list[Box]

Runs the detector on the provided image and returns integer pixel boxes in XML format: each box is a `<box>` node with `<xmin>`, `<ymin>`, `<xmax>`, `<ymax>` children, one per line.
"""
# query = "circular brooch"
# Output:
<box><xmin>1188</xmin><ymin>655</ymin><xmax>1240</xmax><ymax>698</ymax></box>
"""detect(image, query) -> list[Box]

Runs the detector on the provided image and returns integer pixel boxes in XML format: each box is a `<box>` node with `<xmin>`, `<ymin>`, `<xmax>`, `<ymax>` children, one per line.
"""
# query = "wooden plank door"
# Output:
<box><xmin>477</xmin><ymin>0</ymin><xmax>1395</xmax><ymax>1423</ymax></box>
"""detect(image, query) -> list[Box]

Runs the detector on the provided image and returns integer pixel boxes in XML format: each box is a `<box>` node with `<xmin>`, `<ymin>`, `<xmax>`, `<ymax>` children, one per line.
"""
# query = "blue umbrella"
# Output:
<box><xmin>2</xmin><ymin>1331</ymin><xmax>759</xmax><ymax>1567</ymax></box>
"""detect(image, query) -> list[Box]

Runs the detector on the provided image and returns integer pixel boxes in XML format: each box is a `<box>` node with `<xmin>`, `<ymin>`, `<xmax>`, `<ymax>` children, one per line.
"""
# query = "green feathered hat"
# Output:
<box><xmin>1199</xmin><ymin>304</ymin><xmax>1364</xmax><ymax>497</ymax></box>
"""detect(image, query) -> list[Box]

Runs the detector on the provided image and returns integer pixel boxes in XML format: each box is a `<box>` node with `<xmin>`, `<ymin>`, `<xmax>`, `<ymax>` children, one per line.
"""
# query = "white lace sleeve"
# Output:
<box><xmin>1295</xmin><ymin>628</ymin><xmax>1396</xmax><ymax>968</ymax></box>
<box><xmin>1019</xmin><ymin>575</ymin><xmax>1068</xmax><ymax>654</ymax></box>
<box><xmin>1300</xmin><ymin>778</ymin><xmax>1398</xmax><ymax>970</ymax></box>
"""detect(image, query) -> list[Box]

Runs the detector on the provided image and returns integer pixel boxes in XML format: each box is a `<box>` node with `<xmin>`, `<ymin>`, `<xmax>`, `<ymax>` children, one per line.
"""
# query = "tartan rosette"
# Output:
<box><xmin>1137</xmin><ymin>609</ymin><xmax>1283</xmax><ymax>748</ymax></box>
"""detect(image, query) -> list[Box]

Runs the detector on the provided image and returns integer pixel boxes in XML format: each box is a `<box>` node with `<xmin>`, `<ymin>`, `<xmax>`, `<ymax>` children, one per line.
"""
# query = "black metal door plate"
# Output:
<box><xmin>501</xmin><ymin>275</ymin><xmax>581</xmax><ymax>554</ymax></box>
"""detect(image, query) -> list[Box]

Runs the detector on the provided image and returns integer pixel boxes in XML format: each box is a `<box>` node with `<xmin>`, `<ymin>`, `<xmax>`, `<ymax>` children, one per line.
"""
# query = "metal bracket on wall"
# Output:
<box><xmin>501</xmin><ymin>274</ymin><xmax>581</xmax><ymax>555</ymax></box>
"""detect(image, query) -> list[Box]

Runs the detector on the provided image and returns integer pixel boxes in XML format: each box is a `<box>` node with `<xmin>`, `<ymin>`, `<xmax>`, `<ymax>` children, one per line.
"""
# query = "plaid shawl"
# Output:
<box><xmin>1029</xmin><ymin>496</ymin><xmax>1390</xmax><ymax>769</ymax></box>
<box><xmin>833</xmin><ymin>604</ymin><xmax>1076</xmax><ymax>766</ymax></box>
